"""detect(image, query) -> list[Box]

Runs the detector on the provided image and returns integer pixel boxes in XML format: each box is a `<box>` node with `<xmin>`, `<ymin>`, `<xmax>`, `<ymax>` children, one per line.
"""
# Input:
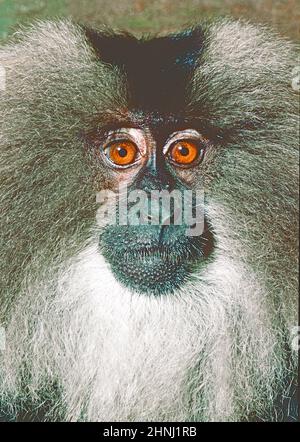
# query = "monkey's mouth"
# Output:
<box><xmin>99</xmin><ymin>221</ymin><xmax>214</xmax><ymax>295</ymax></box>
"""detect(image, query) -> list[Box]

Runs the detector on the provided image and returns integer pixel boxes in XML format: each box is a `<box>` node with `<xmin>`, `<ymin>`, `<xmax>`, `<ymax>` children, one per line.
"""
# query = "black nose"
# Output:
<box><xmin>134</xmin><ymin>167</ymin><xmax>176</xmax><ymax>193</ymax></box>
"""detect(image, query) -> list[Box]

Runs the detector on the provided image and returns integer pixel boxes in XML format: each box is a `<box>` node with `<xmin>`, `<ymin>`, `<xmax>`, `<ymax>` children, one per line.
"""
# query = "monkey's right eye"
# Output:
<box><xmin>103</xmin><ymin>141</ymin><xmax>140</xmax><ymax>167</ymax></box>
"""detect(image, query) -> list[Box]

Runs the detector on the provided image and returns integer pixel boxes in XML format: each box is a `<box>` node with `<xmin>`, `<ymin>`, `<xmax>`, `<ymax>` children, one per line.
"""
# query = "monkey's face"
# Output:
<box><xmin>86</xmin><ymin>113</ymin><xmax>214</xmax><ymax>295</ymax></box>
<box><xmin>0</xmin><ymin>19</ymin><xmax>298</xmax><ymax>422</ymax></box>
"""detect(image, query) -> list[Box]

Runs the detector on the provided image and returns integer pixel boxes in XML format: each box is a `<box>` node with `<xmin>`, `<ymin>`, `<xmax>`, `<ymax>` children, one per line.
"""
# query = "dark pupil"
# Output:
<box><xmin>178</xmin><ymin>145</ymin><xmax>189</xmax><ymax>156</ymax></box>
<box><xmin>117</xmin><ymin>146</ymin><xmax>128</xmax><ymax>157</ymax></box>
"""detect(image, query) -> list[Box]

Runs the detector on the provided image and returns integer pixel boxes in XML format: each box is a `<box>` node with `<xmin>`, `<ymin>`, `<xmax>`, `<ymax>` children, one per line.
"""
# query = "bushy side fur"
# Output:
<box><xmin>0</xmin><ymin>21</ymin><xmax>126</xmax><ymax>318</ymax></box>
<box><xmin>0</xmin><ymin>19</ymin><xmax>298</xmax><ymax>421</ymax></box>
<box><xmin>189</xmin><ymin>19</ymin><xmax>299</xmax><ymax>332</ymax></box>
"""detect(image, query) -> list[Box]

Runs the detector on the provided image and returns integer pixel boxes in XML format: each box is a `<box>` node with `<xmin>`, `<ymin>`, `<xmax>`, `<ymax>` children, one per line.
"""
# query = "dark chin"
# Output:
<box><xmin>109</xmin><ymin>251</ymin><xmax>191</xmax><ymax>295</ymax></box>
<box><xmin>99</xmin><ymin>222</ymin><xmax>214</xmax><ymax>296</ymax></box>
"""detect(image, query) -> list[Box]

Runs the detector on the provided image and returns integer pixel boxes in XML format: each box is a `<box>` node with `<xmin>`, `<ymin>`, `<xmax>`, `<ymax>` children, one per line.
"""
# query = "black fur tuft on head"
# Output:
<box><xmin>84</xmin><ymin>26</ymin><xmax>205</xmax><ymax>113</ymax></box>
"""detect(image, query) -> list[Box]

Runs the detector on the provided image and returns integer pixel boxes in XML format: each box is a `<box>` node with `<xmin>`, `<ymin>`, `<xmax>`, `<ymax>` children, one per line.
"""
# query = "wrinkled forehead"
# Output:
<box><xmin>84</xmin><ymin>26</ymin><xmax>205</xmax><ymax>114</ymax></box>
<box><xmin>99</xmin><ymin>110</ymin><xmax>196</xmax><ymax>133</ymax></box>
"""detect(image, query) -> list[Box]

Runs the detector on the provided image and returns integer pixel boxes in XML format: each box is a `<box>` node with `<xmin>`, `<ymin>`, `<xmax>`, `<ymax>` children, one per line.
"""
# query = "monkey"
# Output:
<box><xmin>0</xmin><ymin>18</ymin><xmax>298</xmax><ymax>422</ymax></box>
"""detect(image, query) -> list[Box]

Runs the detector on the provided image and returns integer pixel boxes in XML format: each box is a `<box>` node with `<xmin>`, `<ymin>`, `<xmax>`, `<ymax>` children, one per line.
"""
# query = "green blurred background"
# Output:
<box><xmin>0</xmin><ymin>0</ymin><xmax>299</xmax><ymax>42</ymax></box>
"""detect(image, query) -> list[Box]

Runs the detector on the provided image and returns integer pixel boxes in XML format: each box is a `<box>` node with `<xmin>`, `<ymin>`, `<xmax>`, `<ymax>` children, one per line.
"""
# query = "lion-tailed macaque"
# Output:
<box><xmin>0</xmin><ymin>19</ymin><xmax>298</xmax><ymax>421</ymax></box>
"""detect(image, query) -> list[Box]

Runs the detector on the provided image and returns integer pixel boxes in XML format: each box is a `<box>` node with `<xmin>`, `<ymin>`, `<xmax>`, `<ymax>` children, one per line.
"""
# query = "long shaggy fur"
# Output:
<box><xmin>0</xmin><ymin>19</ymin><xmax>298</xmax><ymax>421</ymax></box>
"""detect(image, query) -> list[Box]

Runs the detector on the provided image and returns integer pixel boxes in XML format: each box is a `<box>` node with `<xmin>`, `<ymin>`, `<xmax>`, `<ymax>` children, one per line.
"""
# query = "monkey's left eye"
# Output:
<box><xmin>167</xmin><ymin>140</ymin><xmax>204</xmax><ymax>167</ymax></box>
<box><xmin>103</xmin><ymin>141</ymin><xmax>140</xmax><ymax>167</ymax></box>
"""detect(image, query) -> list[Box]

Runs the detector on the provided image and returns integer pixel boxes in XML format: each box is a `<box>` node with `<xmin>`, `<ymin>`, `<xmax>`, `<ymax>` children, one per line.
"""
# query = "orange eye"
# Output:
<box><xmin>104</xmin><ymin>141</ymin><xmax>139</xmax><ymax>167</ymax></box>
<box><xmin>168</xmin><ymin>140</ymin><xmax>202</xmax><ymax>166</ymax></box>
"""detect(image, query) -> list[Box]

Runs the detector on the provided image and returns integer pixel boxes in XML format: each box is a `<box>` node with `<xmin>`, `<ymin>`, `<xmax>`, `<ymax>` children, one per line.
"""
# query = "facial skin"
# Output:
<box><xmin>0</xmin><ymin>20</ymin><xmax>298</xmax><ymax>422</ymax></box>
<box><xmin>86</xmin><ymin>116</ymin><xmax>214</xmax><ymax>295</ymax></box>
